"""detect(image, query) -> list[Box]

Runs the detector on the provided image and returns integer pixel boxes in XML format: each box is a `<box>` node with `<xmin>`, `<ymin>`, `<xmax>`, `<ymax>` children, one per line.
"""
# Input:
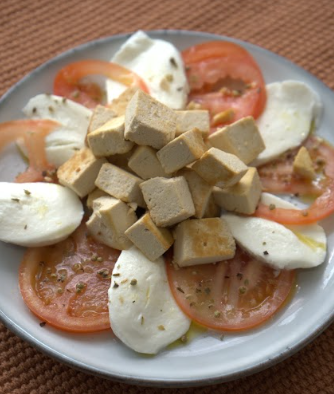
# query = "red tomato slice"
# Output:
<box><xmin>255</xmin><ymin>136</ymin><xmax>334</xmax><ymax>225</ymax></box>
<box><xmin>182</xmin><ymin>41</ymin><xmax>259</xmax><ymax>65</ymax></box>
<box><xmin>53</xmin><ymin>60</ymin><xmax>149</xmax><ymax>108</ymax></box>
<box><xmin>0</xmin><ymin>119</ymin><xmax>58</xmax><ymax>182</ymax></box>
<box><xmin>166</xmin><ymin>248</ymin><xmax>295</xmax><ymax>332</ymax></box>
<box><xmin>255</xmin><ymin>179</ymin><xmax>334</xmax><ymax>225</ymax></box>
<box><xmin>306</xmin><ymin>136</ymin><xmax>334</xmax><ymax>179</ymax></box>
<box><xmin>182</xmin><ymin>41</ymin><xmax>266</xmax><ymax>127</ymax></box>
<box><xmin>258</xmin><ymin>136</ymin><xmax>333</xmax><ymax>196</ymax></box>
<box><xmin>19</xmin><ymin>222</ymin><xmax>120</xmax><ymax>333</ymax></box>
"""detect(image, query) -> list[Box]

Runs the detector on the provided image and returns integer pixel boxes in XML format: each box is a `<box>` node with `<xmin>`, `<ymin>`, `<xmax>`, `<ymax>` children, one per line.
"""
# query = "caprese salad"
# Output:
<box><xmin>0</xmin><ymin>31</ymin><xmax>333</xmax><ymax>355</ymax></box>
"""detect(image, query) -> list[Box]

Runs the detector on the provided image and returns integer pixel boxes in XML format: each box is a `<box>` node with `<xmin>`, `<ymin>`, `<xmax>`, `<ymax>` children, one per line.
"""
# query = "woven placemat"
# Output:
<box><xmin>0</xmin><ymin>0</ymin><xmax>333</xmax><ymax>393</ymax></box>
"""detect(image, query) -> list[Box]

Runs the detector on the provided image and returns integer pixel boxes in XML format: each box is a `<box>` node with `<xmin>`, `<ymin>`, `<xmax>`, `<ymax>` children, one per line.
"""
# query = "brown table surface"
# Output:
<box><xmin>0</xmin><ymin>0</ymin><xmax>334</xmax><ymax>393</ymax></box>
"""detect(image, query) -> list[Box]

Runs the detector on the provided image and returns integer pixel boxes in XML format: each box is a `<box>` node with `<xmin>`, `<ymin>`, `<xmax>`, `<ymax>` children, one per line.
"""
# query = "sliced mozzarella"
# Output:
<box><xmin>108</xmin><ymin>247</ymin><xmax>191</xmax><ymax>354</ymax></box>
<box><xmin>0</xmin><ymin>182</ymin><xmax>83</xmax><ymax>247</ymax></box>
<box><xmin>253</xmin><ymin>81</ymin><xmax>322</xmax><ymax>166</ymax></box>
<box><xmin>22</xmin><ymin>94</ymin><xmax>92</xmax><ymax>167</ymax></box>
<box><xmin>107</xmin><ymin>31</ymin><xmax>189</xmax><ymax>109</ymax></box>
<box><xmin>222</xmin><ymin>193</ymin><xmax>326</xmax><ymax>270</ymax></box>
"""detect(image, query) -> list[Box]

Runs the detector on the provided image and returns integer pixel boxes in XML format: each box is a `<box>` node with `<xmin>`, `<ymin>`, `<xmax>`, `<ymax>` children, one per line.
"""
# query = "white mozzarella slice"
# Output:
<box><xmin>16</xmin><ymin>130</ymin><xmax>82</xmax><ymax>167</ymax></box>
<box><xmin>222</xmin><ymin>193</ymin><xmax>326</xmax><ymax>270</ymax></box>
<box><xmin>108</xmin><ymin>247</ymin><xmax>191</xmax><ymax>354</ymax></box>
<box><xmin>0</xmin><ymin>182</ymin><xmax>83</xmax><ymax>247</ymax></box>
<box><xmin>23</xmin><ymin>94</ymin><xmax>92</xmax><ymax>167</ymax></box>
<box><xmin>107</xmin><ymin>31</ymin><xmax>189</xmax><ymax>109</ymax></box>
<box><xmin>253</xmin><ymin>81</ymin><xmax>322</xmax><ymax>166</ymax></box>
<box><xmin>44</xmin><ymin>142</ymin><xmax>86</xmax><ymax>167</ymax></box>
<box><xmin>23</xmin><ymin>94</ymin><xmax>92</xmax><ymax>132</ymax></box>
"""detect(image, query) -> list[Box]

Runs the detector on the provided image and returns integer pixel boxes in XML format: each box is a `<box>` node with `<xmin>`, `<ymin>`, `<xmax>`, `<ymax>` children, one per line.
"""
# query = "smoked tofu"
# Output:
<box><xmin>57</xmin><ymin>147</ymin><xmax>107</xmax><ymax>198</ymax></box>
<box><xmin>87</xmin><ymin>116</ymin><xmax>134</xmax><ymax>157</ymax></box>
<box><xmin>86</xmin><ymin>188</ymin><xmax>108</xmax><ymax>209</ymax></box>
<box><xmin>124</xmin><ymin>90</ymin><xmax>177</xmax><ymax>149</ymax></box>
<box><xmin>173</xmin><ymin>218</ymin><xmax>236</xmax><ymax>267</ymax></box>
<box><xmin>95</xmin><ymin>163</ymin><xmax>145</xmax><ymax>207</ymax></box>
<box><xmin>192</xmin><ymin>147</ymin><xmax>248</xmax><ymax>188</ymax></box>
<box><xmin>140</xmin><ymin>177</ymin><xmax>195</xmax><ymax>227</ymax></box>
<box><xmin>128</xmin><ymin>146</ymin><xmax>170</xmax><ymax>179</ymax></box>
<box><xmin>88</xmin><ymin>105</ymin><xmax>116</xmax><ymax>134</ymax></box>
<box><xmin>179</xmin><ymin>168</ymin><xmax>214</xmax><ymax>219</ymax></box>
<box><xmin>175</xmin><ymin>110</ymin><xmax>210</xmax><ymax>137</ymax></box>
<box><xmin>157</xmin><ymin>129</ymin><xmax>207</xmax><ymax>174</ymax></box>
<box><xmin>213</xmin><ymin>167</ymin><xmax>262</xmax><ymax>214</ymax></box>
<box><xmin>86</xmin><ymin>196</ymin><xmax>136</xmax><ymax>250</ymax></box>
<box><xmin>293</xmin><ymin>146</ymin><xmax>315</xmax><ymax>180</ymax></box>
<box><xmin>125</xmin><ymin>213</ymin><xmax>174</xmax><ymax>261</ymax></box>
<box><xmin>109</xmin><ymin>86</ymin><xmax>139</xmax><ymax>116</ymax></box>
<box><xmin>208</xmin><ymin>117</ymin><xmax>265</xmax><ymax>164</ymax></box>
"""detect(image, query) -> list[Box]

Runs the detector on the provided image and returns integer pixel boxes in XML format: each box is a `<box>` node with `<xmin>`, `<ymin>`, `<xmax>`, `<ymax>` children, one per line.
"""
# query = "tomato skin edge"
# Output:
<box><xmin>18</xmin><ymin>251</ymin><xmax>111</xmax><ymax>333</ymax></box>
<box><xmin>182</xmin><ymin>41</ymin><xmax>267</xmax><ymax>127</ymax></box>
<box><xmin>254</xmin><ymin>179</ymin><xmax>334</xmax><ymax>225</ymax></box>
<box><xmin>166</xmin><ymin>256</ymin><xmax>296</xmax><ymax>333</ymax></box>
<box><xmin>18</xmin><ymin>224</ymin><xmax>119</xmax><ymax>334</ymax></box>
<box><xmin>53</xmin><ymin>60</ymin><xmax>149</xmax><ymax>108</ymax></box>
<box><xmin>0</xmin><ymin>119</ymin><xmax>58</xmax><ymax>183</ymax></box>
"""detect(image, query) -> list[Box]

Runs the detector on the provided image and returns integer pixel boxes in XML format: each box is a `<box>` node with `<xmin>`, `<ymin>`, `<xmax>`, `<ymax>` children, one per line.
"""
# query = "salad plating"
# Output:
<box><xmin>0</xmin><ymin>31</ymin><xmax>333</xmax><ymax>355</ymax></box>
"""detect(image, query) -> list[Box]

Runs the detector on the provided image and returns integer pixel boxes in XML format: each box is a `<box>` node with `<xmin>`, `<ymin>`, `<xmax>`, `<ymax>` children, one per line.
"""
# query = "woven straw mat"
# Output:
<box><xmin>0</xmin><ymin>0</ymin><xmax>333</xmax><ymax>393</ymax></box>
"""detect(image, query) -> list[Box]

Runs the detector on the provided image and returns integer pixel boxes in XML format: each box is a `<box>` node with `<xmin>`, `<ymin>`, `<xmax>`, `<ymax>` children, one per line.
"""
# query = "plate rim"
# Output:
<box><xmin>0</xmin><ymin>29</ymin><xmax>333</xmax><ymax>388</ymax></box>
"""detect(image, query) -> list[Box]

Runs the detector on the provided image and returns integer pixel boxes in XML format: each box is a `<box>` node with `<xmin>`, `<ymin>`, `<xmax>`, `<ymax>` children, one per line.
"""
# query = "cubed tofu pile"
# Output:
<box><xmin>57</xmin><ymin>88</ymin><xmax>267</xmax><ymax>267</ymax></box>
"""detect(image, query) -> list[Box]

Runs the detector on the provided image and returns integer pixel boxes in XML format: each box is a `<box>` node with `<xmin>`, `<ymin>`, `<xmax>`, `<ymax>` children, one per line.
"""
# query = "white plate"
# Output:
<box><xmin>0</xmin><ymin>30</ymin><xmax>334</xmax><ymax>388</ymax></box>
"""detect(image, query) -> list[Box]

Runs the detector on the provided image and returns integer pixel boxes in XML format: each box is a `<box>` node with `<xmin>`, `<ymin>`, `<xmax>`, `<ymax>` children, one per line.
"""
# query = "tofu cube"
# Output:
<box><xmin>128</xmin><ymin>146</ymin><xmax>170</xmax><ymax>179</ymax></box>
<box><xmin>175</xmin><ymin>110</ymin><xmax>210</xmax><ymax>137</ymax></box>
<box><xmin>124</xmin><ymin>90</ymin><xmax>177</xmax><ymax>149</ymax></box>
<box><xmin>88</xmin><ymin>105</ymin><xmax>116</xmax><ymax>134</ymax></box>
<box><xmin>192</xmin><ymin>147</ymin><xmax>248</xmax><ymax>188</ymax></box>
<box><xmin>86</xmin><ymin>196</ymin><xmax>136</xmax><ymax>250</ymax></box>
<box><xmin>57</xmin><ymin>147</ymin><xmax>107</xmax><ymax>198</ymax></box>
<box><xmin>125</xmin><ymin>213</ymin><xmax>174</xmax><ymax>261</ymax></box>
<box><xmin>140</xmin><ymin>177</ymin><xmax>195</xmax><ymax>227</ymax></box>
<box><xmin>178</xmin><ymin>168</ymin><xmax>213</xmax><ymax>218</ymax></box>
<box><xmin>213</xmin><ymin>167</ymin><xmax>262</xmax><ymax>214</ymax></box>
<box><xmin>173</xmin><ymin>218</ymin><xmax>236</xmax><ymax>267</ymax></box>
<box><xmin>157</xmin><ymin>129</ymin><xmax>208</xmax><ymax>174</ymax></box>
<box><xmin>86</xmin><ymin>188</ymin><xmax>108</xmax><ymax>209</ymax></box>
<box><xmin>109</xmin><ymin>87</ymin><xmax>139</xmax><ymax>116</ymax></box>
<box><xmin>87</xmin><ymin>115</ymin><xmax>134</xmax><ymax>157</ymax></box>
<box><xmin>95</xmin><ymin>163</ymin><xmax>145</xmax><ymax>207</ymax></box>
<box><xmin>208</xmin><ymin>116</ymin><xmax>265</xmax><ymax>164</ymax></box>
<box><xmin>293</xmin><ymin>146</ymin><xmax>315</xmax><ymax>180</ymax></box>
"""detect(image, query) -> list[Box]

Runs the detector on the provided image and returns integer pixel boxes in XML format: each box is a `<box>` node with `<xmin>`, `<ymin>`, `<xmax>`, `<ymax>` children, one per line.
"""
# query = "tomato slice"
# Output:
<box><xmin>182</xmin><ymin>41</ymin><xmax>266</xmax><ymax>127</ymax></box>
<box><xmin>182</xmin><ymin>41</ymin><xmax>260</xmax><ymax>65</ymax></box>
<box><xmin>258</xmin><ymin>136</ymin><xmax>333</xmax><ymax>196</ymax></box>
<box><xmin>0</xmin><ymin>119</ymin><xmax>58</xmax><ymax>182</ymax></box>
<box><xmin>19</xmin><ymin>222</ymin><xmax>120</xmax><ymax>333</ymax></box>
<box><xmin>166</xmin><ymin>248</ymin><xmax>295</xmax><ymax>331</ymax></box>
<box><xmin>53</xmin><ymin>60</ymin><xmax>149</xmax><ymax>108</ymax></box>
<box><xmin>255</xmin><ymin>136</ymin><xmax>334</xmax><ymax>225</ymax></box>
<box><xmin>255</xmin><ymin>179</ymin><xmax>334</xmax><ymax>225</ymax></box>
